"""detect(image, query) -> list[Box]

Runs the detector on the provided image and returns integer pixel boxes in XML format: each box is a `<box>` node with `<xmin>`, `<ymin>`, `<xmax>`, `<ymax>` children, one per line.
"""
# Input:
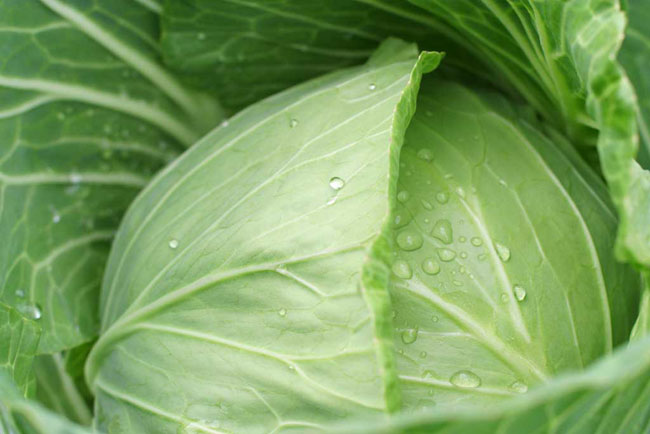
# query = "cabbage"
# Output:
<box><xmin>1</xmin><ymin>1</ymin><xmax>649</xmax><ymax>433</ymax></box>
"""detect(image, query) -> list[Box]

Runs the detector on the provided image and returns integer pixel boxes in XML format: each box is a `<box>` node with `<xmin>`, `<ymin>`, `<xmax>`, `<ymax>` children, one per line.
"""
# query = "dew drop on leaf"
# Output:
<box><xmin>432</xmin><ymin>219</ymin><xmax>453</xmax><ymax>244</ymax></box>
<box><xmin>449</xmin><ymin>370</ymin><xmax>481</xmax><ymax>388</ymax></box>
<box><xmin>392</xmin><ymin>260</ymin><xmax>412</xmax><ymax>279</ymax></box>
<box><xmin>421</xmin><ymin>258</ymin><xmax>440</xmax><ymax>275</ymax></box>
<box><xmin>393</xmin><ymin>209</ymin><xmax>411</xmax><ymax>228</ymax></box>
<box><xmin>396</xmin><ymin>231</ymin><xmax>423</xmax><ymax>251</ymax></box>
<box><xmin>437</xmin><ymin>248</ymin><xmax>456</xmax><ymax>262</ymax></box>
<box><xmin>401</xmin><ymin>328</ymin><xmax>418</xmax><ymax>344</ymax></box>
<box><xmin>417</xmin><ymin>149</ymin><xmax>433</xmax><ymax>162</ymax></box>
<box><xmin>397</xmin><ymin>191</ymin><xmax>410</xmax><ymax>203</ymax></box>
<box><xmin>435</xmin><ymin>191</ymin><xmax>449</xmax><ymax>204</ymax></box>
<box><xmin>421</xmin><ymin>199</ymin><xmax>433</xmax><ymax>210</ymax></box>
<box><xmin>509</xmin><ymin>380</ymin><xmax>528</xmax><ymax>393</ymax></box>
<box><xmin>289</xmin><ymin>118</ymin><xmax>299</xmax><ymax>128</ymax></box>
<box><xmin>514</xmin><ymin>285</ymin><xmax>527</xmax><ymax>301</ymax></box>
<box><xmin>368</xmin><ymin>83</ymin><xmax>376</xmax><ymax>90</ymax></box>
<box><xmin>15</xmin><ymin>289</ymin><xmax>24</xmax><ymax>298</ymax></box>
<box><xmin>278</xmin><ymin>308</ymin><xmax>287</xmax><ymax>317</ymax></box>
<box><xmin>17</xmin><ymin>303</ymin><xmax>42</xmax><ymax>320</ymax></box>
<box><xmin>495</xmin><ymin>242</ymin><xmax>511</xmax><ymax>262</ymax></box>
<box><xmin>329</xmin><ymin>177</ymin><xmax>345</xmax><ymax>191</ymax></box>
<box><xmin>470</xmin><ymin>237</ymin><xmax>483</xmax><ymax>246</ymax></box>
<box><xmin>168</xmin><ymin>239</ymin><xmax>179</xmax><ymax>249</ymax></box>
<box><xmin>419</xmin><ymin>351</ymin><xmax>427</xmax><ymax>358</ymax></box>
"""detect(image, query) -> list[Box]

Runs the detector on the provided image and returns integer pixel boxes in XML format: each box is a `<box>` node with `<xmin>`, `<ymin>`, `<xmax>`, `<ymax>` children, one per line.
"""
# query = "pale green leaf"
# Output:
<box><xmin>86</xmin><ymin>40</ymin><xmax>440</xmax><ymax>432</ymax></box>
<box><xmin>389</xmin><ymin>80</ymin><xmax>640</xmax><ymax>411</ymax></box>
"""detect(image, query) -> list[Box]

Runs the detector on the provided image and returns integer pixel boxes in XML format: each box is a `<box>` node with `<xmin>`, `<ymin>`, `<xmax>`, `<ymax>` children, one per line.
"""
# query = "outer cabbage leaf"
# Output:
<box><xmin>0</xmin><ymin>0</ymin><xmax>221</xmax><ymax>353</ymax></box>
<box><xmin>407</xmin><ymin>0</ymin><xmax>650</xmax><ymax>271</ymax></box>
<box><xmin>620</xmin><ymin>0</ymin><xmax>650</xmax><ymax>168</ymax></box>
<box><xmin>159</xmin><ymin>0</ymin><xmax>483</xmax><ymax>112</ymax></box>
<box><xmin>86</xmin><ymin>40</ymin><xmax>440</xmax><ymax>433</ymax></box>
<box><xmin>389</xmin><ymin>80</ymin><xmax>640</xmax><ymax>410</ymax></box>
<box><xmin>0</xmin><ymin>302</ymin><xmax>40</xmax><ymax>397</ymax></box>
<box><xmin>334</xmin><ymin>335</ymin><xmax>650</xmax><ymax>434</ymax></box>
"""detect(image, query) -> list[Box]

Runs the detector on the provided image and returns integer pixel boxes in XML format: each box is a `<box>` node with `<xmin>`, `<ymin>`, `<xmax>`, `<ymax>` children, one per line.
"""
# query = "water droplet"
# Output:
<box><xmin>397</xmin><ymin>191</ymin><xmax>410</xmax><ymax>203</ymax></box>
<box><xmin>437</xmin><ymin>248</ymin><xmax>456</xmax><ymax>262</ymax></box>
<box><xmin>368</xmin><ymin>83</ymin><xmax>377</xmax><ymax>91</ymax></box>
<box><xmin>56</xmin><ymin>112</ymin><xmax>65</xmax><ymax>120</ymax></box>
<box><xmin>417</xmin><ymin>149</ymin><xmax>433</xmax><ymax>162</ymax></box>
<box><xmin>509</xmin><ymin>380</ymin><xmax>528</xmax><ymax>393</ymax></box>
<box><xmin>514</xmin><ymin>285</ymin><xmax>527</xmax><ymax>301</ymax></box>
<box><xmin>392</xmin><ymin>260</ymin><xmax>412</xmax><ymax>279</ymax></box>
<box><xmin>432</xmin><ymin>219</ymin><xmax>453</xmax><ymax>244</ymax></box>
<box><xmin>329</xmin><ymin>177</ymin><xmax>345</xmax><ymax>191</ymax></box>
<box><xmin>419</xmin><ymin>351</ymin><xmax>427</xmax><ymax>358</ymax></box>
<box><xmin>458</xmin><ymin>236</ymin><xmax>466</xmax><ymax>243</ymax></box>
<box><xmin>431</xmin><ymin>315</ymin><xmax>439</xmax><ymax>323</ymax></box>
<box><xmin>278</xmin><ymin>308</ymin><xmax>287</xmax><ymax>317</ymax></box>
<box><xmin>393</xmin><ymin>210</ymin><xmax>411</xmax><ymax>228</ymax></box>
<box><xmin>452</xmin><ymin>280</ymin><xmax>463</xmax><ymax>287</ymax></box>
<box><xmin>17</xmin><ymin>303</ymin><xmax>42</xmax><ymax>320</ymax></box>
<box><xmin>197</xmin><ymin>32</ymin><xmax>206</xmax><ymax>40</ymax></box>
<box><xmin>422</xmin><ymin>370</ymin><xmax>435</xmax><ymax>379</ymax></box>
<box><xmin>396</xmin><ymin>231</ymin><xmax>423</xmax><ymax>251</ymax></box>
<box><xmin>478</xmin><ymin>253</ymin><xmax>488</xmax><ymax>261</ymax></box>
<box><xmin>168</xmin><ymin>239</ymin><xmax>179</xmax><ymax>249</ymax></box>
<box><xmin>69</xmin><ymin>173</ymin><xmax>82</xmax><ymax>184</ymax></box>
<box><xmin>15</xmin><ymin>289</ymin><xmax>25</xmax><ymax>298</ymax></box>
<box><xmin>499</xmin><ymin>179</ymin><xmax>508</xmax><ymax>187</ymax></box>
<box><xmin>435</xmin><ymin>192</ymin><xmax>449</xmax><ymax>204</ymax></box>
<box><xmin>456</xmin><ymin>187</ymin><xmax>466</xmax><ymax>198</ymax></box>
<box><xmin>220</xmin><ymin>119</ymin><xmax>229</xmax><ymax>128</ymax></box>
<box><xmin>288</xmin><ymin>364</ymin><xmax>295</xmax><ymax>371</ymax></box>
<box><xmin>421</xmin><ymin>258</ymin><xmax>440</xmax><ymax>275</ymax></box>
<box><xmin>500</xmin><ymin>293</ymin><xmax>509</xmax><ymax>303</ymax></box>
<box><xmin>470</xmin><ymin>237</ymin><xmax>483</xmax><ymax>247</ymax></box>
<box><xmin>52</xmin><ymin>213</ymin><xmax>61</xmax><ymax>224</ymax></box>
<box><xmin>421</xmin><ymin>199</ymin><xmax>433</xmax><ymax>210</ymax></box>
<box><xmin>449</xmin><ymin>370</ymin><xmax>481</xmax><ymax>388</ymax></box>
<box><xmin>401</xmin><ymin>328</ymin><xmax>418</xmax><ymax>344</ymax></box>
<box><xmin>459</xmin><ymin>252</ymin><xmax>467</xmax><ymax>259</ymax></box>
<box><xmin>289</xmin><ymin>118</ymin><xmax>299</xmax><ymax>128</ymax></box>
<box><xmin>327</xmin><ymin>196</ymin><xmax>337</xmax><ymax>205</ymax></box>
<box><xmin>495</xmin><ymin>243</ymin><xmax>511</xmax><ymax>262</ymax></box>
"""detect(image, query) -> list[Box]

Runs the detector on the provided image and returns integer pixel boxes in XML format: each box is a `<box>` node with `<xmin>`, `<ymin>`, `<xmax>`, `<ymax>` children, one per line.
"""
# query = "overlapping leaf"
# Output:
<box><xmin>389</xmin><ymin>80</ymin><xmax>640</xmax><ymax>411</ymax></box>
<box><xmin>86</xmin><ymin>40</ymin><xmax>440</xmax><ymax>432</ymax></box>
